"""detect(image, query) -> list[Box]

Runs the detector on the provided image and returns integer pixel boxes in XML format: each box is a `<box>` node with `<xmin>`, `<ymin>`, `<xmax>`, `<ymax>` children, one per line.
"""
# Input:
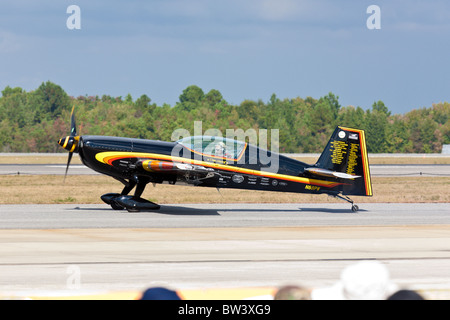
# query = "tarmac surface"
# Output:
<box><xmin>0</xmin><ymin>203</ymin><xmax>449</xmax><ymax>299</ymax></box>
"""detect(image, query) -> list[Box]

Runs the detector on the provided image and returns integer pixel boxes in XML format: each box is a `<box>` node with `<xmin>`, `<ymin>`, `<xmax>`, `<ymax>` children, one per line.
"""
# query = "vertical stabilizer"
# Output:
<box><xmin>315</xmin><ymin>126</ymin><xmax>372</xmax><ymax>196</ymax></box>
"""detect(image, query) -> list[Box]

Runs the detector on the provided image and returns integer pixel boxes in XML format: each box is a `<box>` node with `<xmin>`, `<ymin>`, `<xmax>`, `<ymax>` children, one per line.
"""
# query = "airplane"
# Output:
<box><xmin>58</xmin><ymin>108</ymin><xmax>372</xmax><ymax>212</ymax></box>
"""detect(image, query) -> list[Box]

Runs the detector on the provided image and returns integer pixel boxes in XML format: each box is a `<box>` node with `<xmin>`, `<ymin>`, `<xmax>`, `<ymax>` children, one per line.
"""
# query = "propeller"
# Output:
<box><xmin>57</xmin><ymin>106</ymin><xmax>80</xmax><ymax>182</ymax></box>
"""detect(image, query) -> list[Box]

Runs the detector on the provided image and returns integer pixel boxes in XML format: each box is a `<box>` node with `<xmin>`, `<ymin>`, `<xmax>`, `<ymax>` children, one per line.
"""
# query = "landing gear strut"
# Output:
<box><xmin>332</xmin><ymin>193</ymin><xmax>359</xmax><ymax>212</ymax></box>
<box><xmin>101</xmin><ymin>176</ymin><xmax>160</xmax><ymax>212</ymax></box>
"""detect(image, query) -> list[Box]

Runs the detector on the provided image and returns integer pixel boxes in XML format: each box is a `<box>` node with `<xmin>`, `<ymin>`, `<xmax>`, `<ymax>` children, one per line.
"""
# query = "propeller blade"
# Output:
<box><xmin>64</xmin><ymin>152</ymin><xmax>73</xmax><ymax>183</ymax></box>
<box><xmin>70</xmin><ymin>106</ymin><xmax>77</xmax><ymax>137</ymax></box>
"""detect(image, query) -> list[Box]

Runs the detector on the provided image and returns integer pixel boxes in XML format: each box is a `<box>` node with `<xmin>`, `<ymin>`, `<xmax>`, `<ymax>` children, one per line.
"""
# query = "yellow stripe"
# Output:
<box><xmin>62</xmin><ymin>136</ymin><xmax>70</xmax><ymax>149</ymax></box>
<box><xmin>359</xmin><ymin>130</ymin><xmax>373</xmax><ymax>196</ymax></box>
<box><xmin>69</xmin><ymin>136</ymin><xmax>78</xmax><ymax>152</ymax></box>
<box><xmin>95</xmin><ymin>151</ymin><xmax>343</xmax><ymax>188</ymax></box>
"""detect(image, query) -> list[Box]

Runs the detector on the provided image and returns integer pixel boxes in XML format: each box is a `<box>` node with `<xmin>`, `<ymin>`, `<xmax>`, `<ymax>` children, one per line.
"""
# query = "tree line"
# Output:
<box><xmin>0</xmin><ymin>81</ymin><xmax>448</xmax><ymax>153</ymax></box>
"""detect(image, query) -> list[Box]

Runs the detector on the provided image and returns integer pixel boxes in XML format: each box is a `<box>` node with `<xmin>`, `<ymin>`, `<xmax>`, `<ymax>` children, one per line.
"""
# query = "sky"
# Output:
<box><xmin>0</xmin><ymin>0</ymin><xmax>449</xmax><ymax>114</ymax></box>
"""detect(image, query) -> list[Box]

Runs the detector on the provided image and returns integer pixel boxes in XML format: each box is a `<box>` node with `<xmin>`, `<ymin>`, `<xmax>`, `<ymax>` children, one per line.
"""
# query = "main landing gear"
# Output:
<box><xmin>101</xmin><ymin>176</ymin><xmax>160</xmax><ymax>212</ymax></box>
<box><xmin>332</xmin><ymin>193</ymin><xmax>359</xmax><ymax>212</ymax></box>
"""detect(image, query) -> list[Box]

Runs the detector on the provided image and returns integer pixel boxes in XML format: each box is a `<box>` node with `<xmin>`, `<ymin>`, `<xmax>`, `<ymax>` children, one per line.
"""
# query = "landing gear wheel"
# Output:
<box><xmin>331</xmin><ymin>193</ymin><xmax>360</xmax><ymax>213</ymax></box>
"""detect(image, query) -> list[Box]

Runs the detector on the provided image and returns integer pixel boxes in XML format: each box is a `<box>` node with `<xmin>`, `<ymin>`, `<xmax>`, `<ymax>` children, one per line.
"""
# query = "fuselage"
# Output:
<box><xmin>76</xmin><ymin>135</ymin><xmax>344</xmax><ymax>194</ymax></box>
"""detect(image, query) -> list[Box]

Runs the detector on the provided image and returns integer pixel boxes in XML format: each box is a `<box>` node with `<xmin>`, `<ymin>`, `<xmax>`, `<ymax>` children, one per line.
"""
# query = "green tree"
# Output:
<box><xmin>176</xmin><ymin>85</ymin><xmax>204</xmax><ymax>111</ymax></box>
<box><xmin>204</xmin><ymin>89</ymin><xmax>223</xmax><ymax>106</ymax></box>
<box><xmin>135</xmin><ymin>94</ymin><xmax>151</xmax><ymax>110</ymax></box>
<box><xmin>1</xmin><ymin>86</ymin><xmax>24</xmax><ymax>97</ymax></box>
<box><xmin>124</xmin><ymin>93</ymin><xmax>133</xmax><ymax>105</ymax></box>
<box><xmin>371</xmin><ymin>100</ymin><xmax>391</xmax><ymax>116</ymax></box>
<box><xmin>322</xmin><ymin>92</ymin><xmax>341</xmax><ymax>120</ymax></box>
<box><xmin>29</xmin><ymin>81</ymin><xmax>70</xmax><ymax>121</ymax></box>
<box><xmin>365</xmin><ymin>101</ymin><xmax>391</xmax><ymax>153</ymax></box>
<box><xmin>0</xmin><ymin>86</ymin><xmax>33</xmax><ymax>129</ymax></box>
<box><xmin>337</xmin><ymin>106</ymin><xmax>366</xmax><ymax>129</ymax></box>
<box><xmin>385</xmin><ymin>115</ymin><xmax>412</xmax><ymax>153</ymax></box>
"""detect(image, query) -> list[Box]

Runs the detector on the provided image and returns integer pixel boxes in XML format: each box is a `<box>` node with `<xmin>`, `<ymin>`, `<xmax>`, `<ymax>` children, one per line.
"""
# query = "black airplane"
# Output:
<box><xmin>58</xmin><ymin>108</ymin><xmax>372</xmax><ymax>212</ymax></box>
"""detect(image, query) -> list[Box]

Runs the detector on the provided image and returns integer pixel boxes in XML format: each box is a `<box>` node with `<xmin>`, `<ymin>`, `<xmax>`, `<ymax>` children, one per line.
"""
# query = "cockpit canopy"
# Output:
<box><xmin>177</xmin><ymin>136</ymin><xmax>247</xmax><ymax>161</ymax></box>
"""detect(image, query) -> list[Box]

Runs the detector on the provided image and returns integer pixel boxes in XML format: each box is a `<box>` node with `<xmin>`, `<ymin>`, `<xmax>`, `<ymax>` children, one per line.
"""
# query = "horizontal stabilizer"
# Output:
<box><xmin>305</xmin><ymin>167</ymin><xmax>361</xmax><ymax>180</ymax></box>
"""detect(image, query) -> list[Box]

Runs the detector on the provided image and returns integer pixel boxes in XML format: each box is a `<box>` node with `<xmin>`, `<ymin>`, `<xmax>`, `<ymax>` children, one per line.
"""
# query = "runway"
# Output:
<box><xmin>1</xmin><ymin>202</ymin><xmax>449</xmax><ymax>229</ymax></box>
<box><xmin>1</xmin><ymin>203</ymin><xmax>450</xmax><ymax>299</ymax></box>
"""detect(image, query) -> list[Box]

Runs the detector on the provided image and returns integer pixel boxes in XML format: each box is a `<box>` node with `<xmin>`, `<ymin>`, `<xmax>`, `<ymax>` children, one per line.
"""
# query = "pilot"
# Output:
<box><xmin>215</xmin><ymin>142</ymin><xmax>226</xmax><ymax>157</ymax></box>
